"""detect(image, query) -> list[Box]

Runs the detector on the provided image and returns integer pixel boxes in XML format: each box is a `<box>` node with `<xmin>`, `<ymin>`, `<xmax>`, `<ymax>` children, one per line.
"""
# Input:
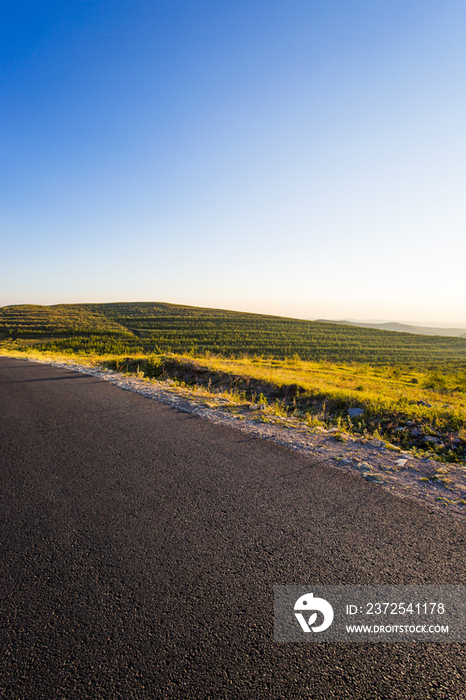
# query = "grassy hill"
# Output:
<box><xmin>2</xmin><ymin>301</ymin><xmax>466</xmax><ymax>367</ymax></box>
<box><xmin>1</xmin><ymin>301</ymin><xmax>466</xmax><ymax>463</ymax></box>
<box><xmin>0</xmin><ymin>303</ymin><xmax>142</xmax><ymax>354</ymax></box>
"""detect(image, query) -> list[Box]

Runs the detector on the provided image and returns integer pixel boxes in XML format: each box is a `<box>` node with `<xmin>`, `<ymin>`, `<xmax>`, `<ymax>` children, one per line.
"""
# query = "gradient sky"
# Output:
<box><xmin>1</xmin><ymin>1</ymin><xmax>465</xmax><ymax>324</ymax></box>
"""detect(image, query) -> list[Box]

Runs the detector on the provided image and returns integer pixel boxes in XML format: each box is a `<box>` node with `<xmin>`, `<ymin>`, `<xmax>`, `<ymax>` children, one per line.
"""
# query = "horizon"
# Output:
<box><xmin>1</xmin><ymin>2</ymin><xmax>466</xmax><ymax>325</ymax></box>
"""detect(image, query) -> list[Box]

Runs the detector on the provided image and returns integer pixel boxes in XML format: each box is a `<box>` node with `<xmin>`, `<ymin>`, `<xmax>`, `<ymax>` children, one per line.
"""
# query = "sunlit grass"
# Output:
<box><xmin>3</xmin><ymin>300</ymin><xmax>466</xmax><ymax>365</ymax></box>
<box><xmin>175</xmin><ymin>353</ymin><xmax>466</xmax><ymax>426</ymax></box>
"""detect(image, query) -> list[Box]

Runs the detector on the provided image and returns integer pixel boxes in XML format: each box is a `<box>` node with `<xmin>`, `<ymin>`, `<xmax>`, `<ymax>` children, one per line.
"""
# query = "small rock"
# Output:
<box><xmin>394</xmin><ymin>459</ymin><xmax>408</xmax><ymax>467</ymax></box>
<box><xmin>363</xmin><ymin>473</ymin><xmax>385</xmax><ymax>483</ymax></box>
<box><xmin>411</xmin><ymin>429</ymin><xmax>422</xmax><ymax>438</ymax></box>
<box><xmin>417</xmin><ymin>401</ymin><xmax>432</xmax><ymax>407</ymax></box>
<box><xmin>348</xmin><ymin>408</ymin><xmax>365</xmax><ymax>418</ymax></box>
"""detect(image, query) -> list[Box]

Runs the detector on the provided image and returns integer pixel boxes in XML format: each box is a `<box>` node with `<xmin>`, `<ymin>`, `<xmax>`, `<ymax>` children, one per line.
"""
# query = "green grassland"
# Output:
<box><xmin>1</xmin><ymin>301</ymin><xmax>466</xmax><ymax>463</ymax></box>
<box><xmin>2</xmin><ymin>301</ymin><xmax>466</xmax><ymax>365</ymax></box>
<box><xmin>0</xmin><ymin>303</ymin><xmax>142</xmax><ymax>355</ymax></box>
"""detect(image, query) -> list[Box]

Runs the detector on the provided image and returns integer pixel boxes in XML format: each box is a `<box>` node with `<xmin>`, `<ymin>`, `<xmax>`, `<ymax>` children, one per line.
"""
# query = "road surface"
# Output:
<box><xmin>1</xmin><ymin>357</ymin><xmax>465</xmax><ymax>698</ymax></box>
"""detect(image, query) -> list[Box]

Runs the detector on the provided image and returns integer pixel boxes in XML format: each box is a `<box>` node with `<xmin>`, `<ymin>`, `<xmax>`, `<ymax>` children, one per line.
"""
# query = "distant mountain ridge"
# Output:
<box><xmin>317</xmin><ymin>319</ymin><xmax>466</xmax><ymax>338</ymax></box>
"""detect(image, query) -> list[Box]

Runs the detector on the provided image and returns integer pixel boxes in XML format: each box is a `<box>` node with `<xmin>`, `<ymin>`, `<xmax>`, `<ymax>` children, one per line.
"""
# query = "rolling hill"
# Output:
<box><xmin>321</xmin><ymin>319</ymin><xmax>466</xmax><ymax>337</ymax></box>
<box><xmin>1</xmin><ymin>301</ymin><xmax>466</xmax><ymax>367</ymax></box>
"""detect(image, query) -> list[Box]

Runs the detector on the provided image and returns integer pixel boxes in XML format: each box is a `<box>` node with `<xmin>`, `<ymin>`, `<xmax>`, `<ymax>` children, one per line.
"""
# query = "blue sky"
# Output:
<box><xmin>1</xmin><ymin>1</ymin><xmax>465</xmax><ymax>324</ymax></box>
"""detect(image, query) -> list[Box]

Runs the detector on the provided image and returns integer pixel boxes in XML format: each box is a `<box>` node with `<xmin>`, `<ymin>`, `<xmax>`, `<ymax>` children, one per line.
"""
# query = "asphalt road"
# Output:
<box><xmin>1</xmin><ymin>356</ymin><xmax>465</xmax><ymax>699</ymax></box>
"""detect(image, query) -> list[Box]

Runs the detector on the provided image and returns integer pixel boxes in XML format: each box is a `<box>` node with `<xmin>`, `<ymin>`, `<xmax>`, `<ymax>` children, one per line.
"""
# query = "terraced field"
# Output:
<box><xmin>2</xmin><ymin>301</ymin><xmax>466</xmax><ymax>366</ymax></box>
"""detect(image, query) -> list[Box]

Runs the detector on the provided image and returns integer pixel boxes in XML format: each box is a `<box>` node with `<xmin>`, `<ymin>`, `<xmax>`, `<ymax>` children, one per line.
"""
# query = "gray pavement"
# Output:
<box><xmin>1</xmin><ymin>357</ymin><xmax>465</xmax><ymax>699</ymax></box>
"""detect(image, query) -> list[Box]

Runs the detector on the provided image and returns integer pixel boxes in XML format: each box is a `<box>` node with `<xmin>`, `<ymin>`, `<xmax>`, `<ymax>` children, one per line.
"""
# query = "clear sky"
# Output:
<box><xmin>1</xmin><ymin>1</ymin><xmax>465</xmax><ymax>325</ymax></box>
